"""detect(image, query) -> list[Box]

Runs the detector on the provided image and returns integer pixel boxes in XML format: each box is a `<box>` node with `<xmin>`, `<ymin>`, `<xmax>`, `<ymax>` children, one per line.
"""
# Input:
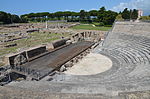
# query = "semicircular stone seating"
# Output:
<box><xmin>50</xmin><ymin>21</ymin><xmax>150</xmax><ymax>92</ymax></box>
<box><xmin>5</xmin><ymin>21</ymin><xmax>150</xmax><ymax>97</ymax></box>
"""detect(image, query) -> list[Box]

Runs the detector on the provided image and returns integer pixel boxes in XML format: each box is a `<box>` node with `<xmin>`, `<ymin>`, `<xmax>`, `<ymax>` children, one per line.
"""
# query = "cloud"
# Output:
<box><xmin>111</xmin><ymin>0</ymin><xmax>150</xmax><ymax>15</ymax></box>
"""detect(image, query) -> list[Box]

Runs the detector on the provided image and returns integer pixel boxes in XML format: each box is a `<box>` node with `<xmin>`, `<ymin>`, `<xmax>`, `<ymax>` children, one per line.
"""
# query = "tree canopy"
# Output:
<box><xmin>20</xmin><ymin>7</ymin><xmax>118</xmax><ymax>25</ymax></box>
<box><xmin>0</xmin><ymin>7</ymin><xmax>139</xmax><ymax>25</ymax></box>
<box><xmin>120</xmin><ymin>8</ymin><xmax>138</xmax><ymax>20</ymax></box>
<box><xmin>0</xmin><ymin>11</ymin><xmax>22</xmax><ymax>24</ymax></box>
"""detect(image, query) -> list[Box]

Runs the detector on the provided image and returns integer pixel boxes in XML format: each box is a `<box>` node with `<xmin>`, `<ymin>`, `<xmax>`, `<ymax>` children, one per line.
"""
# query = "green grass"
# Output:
<box><xmin>0</xmin><ymin>47</ymin><xmax>18</xmax><ymax>56</ymax></box>
<box><xmin>0</xmin><ymin>26</ymin><xmax>71</xmax><ymax>66</ymax></box>
<box><xmin>0</xmin><ymin>32</ymin><xmax>70</xmax><ymax>56</ymax></box>
<box><xmin>71</xmin><ymin>24</ymin><xmax>112</xmax><ymax>31</ymax></box>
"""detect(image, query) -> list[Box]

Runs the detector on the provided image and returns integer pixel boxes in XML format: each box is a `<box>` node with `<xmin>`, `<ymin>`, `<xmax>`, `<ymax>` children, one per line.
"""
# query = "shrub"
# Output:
<box><xmin>99</xmin><ymin>22</ymin><xmax>104</xmax><ymax>26</ymax></box>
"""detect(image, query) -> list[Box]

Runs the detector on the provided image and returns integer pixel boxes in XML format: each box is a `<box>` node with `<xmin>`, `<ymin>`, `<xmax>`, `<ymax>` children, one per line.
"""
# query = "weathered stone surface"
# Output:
<box><xmin>1</xmin><ymin>21</ymin><xmax>150</xmax><ymax>98</ymax></box>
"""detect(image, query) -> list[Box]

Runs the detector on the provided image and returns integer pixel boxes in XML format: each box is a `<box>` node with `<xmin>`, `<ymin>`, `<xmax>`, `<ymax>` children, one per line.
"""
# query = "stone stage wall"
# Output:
<box><xmin>4</xmin><ymin>45</ymin><xmax>47</xmax><ymax>66</ymax></box>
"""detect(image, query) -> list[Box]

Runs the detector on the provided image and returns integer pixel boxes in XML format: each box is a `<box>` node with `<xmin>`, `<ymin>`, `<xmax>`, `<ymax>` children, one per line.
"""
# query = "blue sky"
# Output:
<box><xmin>0</xmin><ymin>0</ymin><xmax>149</xmax><ymax>15</ymax></box>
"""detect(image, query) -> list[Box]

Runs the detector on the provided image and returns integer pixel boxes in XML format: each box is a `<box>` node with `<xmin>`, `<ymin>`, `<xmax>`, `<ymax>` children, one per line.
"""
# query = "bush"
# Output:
<box><xmin>93</xmin><ymin>22</ymin><xmax>104</xmax><ymax>26</ymax></box>
<box><xmin>140</xmin><ymin>16</ymin><xmax>150</xmax><ymax>21</ymax></box>
<box><xmin>99</xmin><ymin>22</ymin><xmax>104</xmax><ymax>26</ymax></box>
<box><xmin>116</xmin><ymin>14</ymin><xmax>123</xmax><ymax>21</ymax></box>
<box><xmin>104</xmin><ymin>25</ymin><xmax>112</xmax><ymax>27</ymax></box>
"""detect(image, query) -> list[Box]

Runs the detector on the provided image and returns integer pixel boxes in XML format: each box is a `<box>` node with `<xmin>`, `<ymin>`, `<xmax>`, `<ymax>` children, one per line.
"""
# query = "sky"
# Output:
<box><xmin>0</xmin><ymin>0</ymin><xmax>150</xmax><ymax>15</ymax></box>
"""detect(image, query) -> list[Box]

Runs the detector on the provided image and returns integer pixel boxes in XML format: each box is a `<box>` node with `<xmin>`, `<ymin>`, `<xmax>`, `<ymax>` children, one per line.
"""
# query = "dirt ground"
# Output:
<box><xmin>64</xmin><ymin>53</ymin><xmax>112</xmax><ymax>75</ymax></box>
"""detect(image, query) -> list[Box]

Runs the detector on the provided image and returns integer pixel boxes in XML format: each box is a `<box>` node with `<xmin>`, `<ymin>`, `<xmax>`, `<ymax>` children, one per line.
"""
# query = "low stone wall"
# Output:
<box><xmin>71</xmin><ymin>31</ymin><xmax>104</xmax><ymax>43</ymax></box>
<box><xmin>26</xmin><ymin>29</ymin><xmax>39</xmax><ymax>33</ymax></box>
<box><xmin>4</xmin><ymin>38</ymin><xmax>71</xmax><ymax>66</ymax></box>
<box><xmin>52</xmin><ymin>39</ymin><xmax>68</xmax><ymax>48</ymax></box>
<box><xmin>2</xmin><ymin>36</ymin><xmax>28</xmax><ymax>43</ymax></box>
<box><xmin>4</xmin><ymin>45</ymin><xmax>47</xmax><ymax>66</ymax></box>
<box><xmin>26</xmin><ymin>45</ymin><xmax>46</xmax><ymax>59</ymax></box>
<box><xmin>4</xmin><ymin>43</ymin><xmax>17</xmax><ymax>48</ymax></box>
<box><xmin>46</xmin><ymin>38</ymin><xmax>70</xmax><ymax>50</ymax></box>
<box><xmin>4</xmin><ymin>51</ymin><xmax>27</xmax><ymax>66</ymax></box>
<box><xmin>48</xmin><ymin>23</ymin><xmax>80</xmax><ymax>29</ymax></box>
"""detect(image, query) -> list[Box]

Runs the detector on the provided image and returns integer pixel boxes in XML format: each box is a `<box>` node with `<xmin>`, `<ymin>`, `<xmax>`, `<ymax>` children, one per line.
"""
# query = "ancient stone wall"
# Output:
<box><xmin>4</xmin><ymin>51</ymin><xmax>27</xmax><ymax>66</ymax></box>
<box><xmin>26</xmin><ymin>45</ymin><xmax>46</xmax><ymax>59</ymax></box>
<box><xmin>4</xmin><ymin>45</ymin><xmax>46</xmax><ymax>66</ymax></box>
<box><xmin>52</xmin><ymin>39</ymin><xmax>67</xmax><ymax>48</ymax></box>
<box><xmin>71</xmin><ymin>31</ymin><xmax>103</xmax><ymax>42</ymax></box>
<box><xmin>48</xmin><ymin>23</ymin><xmax>80</xmax><ymax>29</ymax></box>
<box><xmin>46</xmin><ymin>38</ymin><xmax>70</xmax><ymax>50</ymax></box>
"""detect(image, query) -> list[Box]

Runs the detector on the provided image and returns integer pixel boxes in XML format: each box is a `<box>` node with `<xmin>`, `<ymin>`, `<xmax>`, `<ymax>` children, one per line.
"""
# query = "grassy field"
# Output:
<box><xmin>0</xmin><ymin>31</ymin><xmax>71</xmax><ymax>67</ymax></box>
<box><xmin>71</xmin><ymin>24</ymin><xmax>112</xmax><ymax>31</ymax></box>
<box><xmin>0</xmin><ymin>32</ymin><xmax>70</xmax><ymax>56</ymax></box>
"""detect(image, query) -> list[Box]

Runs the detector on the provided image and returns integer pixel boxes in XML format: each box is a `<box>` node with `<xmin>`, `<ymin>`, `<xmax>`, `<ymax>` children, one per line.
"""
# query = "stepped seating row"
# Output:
<box><xmin>104</xmin><ymin>34</ymin><xmax>150</xmax><ymax>54</ymax></box>
<box><xmin>96</xmin><ymin>22</ymin><xmax>150</xmax><ymax>88</ymax></box>
<box><xmin>0</xmin><ymin>86</ymin><xmax>112</xmax><ymax>99</ymax></box>
<box><xmin>52</xmin><ymin>49</ymin><xmax>135</xmax><ymax>84</ymax></box>
<box><xmin>47</xmin><ymin>33</ymin><xmax>150</xmax><ymax>85</ymax></box>
<box><xmin>113</xmin><ymin>22</ymin><xmax>150</xmax><ymax>36</ymax></box>
<box><xmin>53</xmin><ymin>29</ymin><xmax>150</xmax><ymax>85</ymax></box>
<box><xmin>107</xmin><ymin>46</ymin><xmax>149</xmax><ymax>64</ymax></box>
<box><xmin>104</xmin><ymin>34</ymin><xmax>149</xmax><ymax>47</ymax></box>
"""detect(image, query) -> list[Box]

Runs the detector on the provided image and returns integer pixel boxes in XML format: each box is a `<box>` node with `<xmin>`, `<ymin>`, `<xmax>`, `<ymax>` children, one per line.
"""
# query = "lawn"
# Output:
<box><xmin>0</xmin><ymin>31</ymin><xmax>71</xmax><ymax>66</ymax></box>
<box><xmin>71</xmin><ymin>24</ymin><xmax>112</xmax><ymax>31</ymax></box>
<box><xmin>0</xmin><ymin>32</ymin><xmax>70</xmax><ymax>56</ymax></box>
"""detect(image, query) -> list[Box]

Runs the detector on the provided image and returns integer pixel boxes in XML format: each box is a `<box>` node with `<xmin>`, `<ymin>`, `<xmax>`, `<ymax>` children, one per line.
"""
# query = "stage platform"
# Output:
<box><xmin>12</xmin><ymin>41</ymin><xmax>94</xmax><ymax>80</ymax></box>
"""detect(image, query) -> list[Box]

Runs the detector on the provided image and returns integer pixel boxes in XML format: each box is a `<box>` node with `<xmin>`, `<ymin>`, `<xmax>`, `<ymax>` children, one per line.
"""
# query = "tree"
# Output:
<box><xmin>70</xmin><ymin>12</ymin><xmax>79</xmax><ymax>21</ymax></box>
<box><xmin>116</xmin><ymin>14</ymin><xmax>123</xmax><ymax>21</ymax></box>
<box><xmin>54</xmin><ymin>11</ymin><xmax>63</xmax><ymax>20</ymax></box>
<box><xmin>122</xmin><ymin>8</ymin><xmax>130</xmax><ymax>19</ymax></box>
<box><xmin>99</xmin><ymin>6</ymin><xmax>106</xmax><ymax>13</ymax></box>
<box><xmin>0</xmin><ymin>11</ymin><xmax>11</xmax><ymax>24</ymax></box>
<box><xmin>20</xmin><ymin>15</ymin><xmax>28</xmax><ymax>23</ymax></box>
<box><xmin>79</xmin><ymin>10</ymin><xmax>86</xmax><ymax>22</ymax></box>
<box><xmin>48</xmin><ymin>13</ymin><xmax>55</xmax><ymax>20</ymax></box>
<box><xmin>102</xmin><ymin>10</ymin><xmax>118</xmax><ymax>25</ymax></box>
<box><xmin>85</xmin><ymin>12</ymin><xmax>92</xmax><ymax>23</ymax></box>
<box><xmin>11</xmin><ymin>14</ymin><xmax>21</xmax><ymax>23</ymax></box>
<box><xmin>97</xmin><ymin>7</ymin><xmax>106</xmax><ymax>22</ymax></box>
<box><xmin>131</xmin><ymin>9</ymin><xmax>138</xmax><ymax>20</ymax></box>
<box><xmin>0</xmin><ymin>6</ymin><xmax>120</xmax><ymax>25</ymax></box>
<box><xmin>89</xmin><ymin>10</ymin><xmax>98</xmax><ymax>17</ymax></box>
<box><xmin>40</xmin><ymin>12</ymin><xmax>49</xmax><ymax>17</ymax></box>
<box><xmin>63</xmin><ymin>11</ymin><xmax>71</xmax><ymax>20</ymax></box>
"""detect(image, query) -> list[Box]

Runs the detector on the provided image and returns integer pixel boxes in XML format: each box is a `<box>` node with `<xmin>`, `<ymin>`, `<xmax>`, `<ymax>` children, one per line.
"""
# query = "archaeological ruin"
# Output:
<box><xmin>0</xmin><ymin>21</ymin><xmax>150</xmax><ymax>99</ymax></box>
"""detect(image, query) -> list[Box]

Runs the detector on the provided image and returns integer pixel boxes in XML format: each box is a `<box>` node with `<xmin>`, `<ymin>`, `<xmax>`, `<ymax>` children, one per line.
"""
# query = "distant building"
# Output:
<box><xmin>138</xmin><ymin>9</ymin><xmax>143</xmax><ymax>19</ymax></box>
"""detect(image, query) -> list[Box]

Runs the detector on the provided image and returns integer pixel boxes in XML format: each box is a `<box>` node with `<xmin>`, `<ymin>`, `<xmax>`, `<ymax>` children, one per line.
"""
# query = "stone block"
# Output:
<box><xmin>4</xmin><ymin>51</ymin><xmax>27</xmax><ymax>66</ymax></box>
<box><xmin>26</xmin><ymin>45</ymin><xmax>46</xmax><ymax>59</ymax></box>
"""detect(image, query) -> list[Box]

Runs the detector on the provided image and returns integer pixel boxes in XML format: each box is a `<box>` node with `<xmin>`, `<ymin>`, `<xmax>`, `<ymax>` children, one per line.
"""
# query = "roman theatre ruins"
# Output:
<box><xmin>1</xmin><ymin>21</ymin><xmax>150</xmax><ymax>99</ymax></box>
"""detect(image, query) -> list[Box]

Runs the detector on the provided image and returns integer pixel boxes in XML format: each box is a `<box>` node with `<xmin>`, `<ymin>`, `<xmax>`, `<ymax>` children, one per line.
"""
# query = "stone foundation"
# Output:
<box><xmin>4</xmin><ymin>45</ymin><xmax>46</xmax><ymax>66</ymax></box>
